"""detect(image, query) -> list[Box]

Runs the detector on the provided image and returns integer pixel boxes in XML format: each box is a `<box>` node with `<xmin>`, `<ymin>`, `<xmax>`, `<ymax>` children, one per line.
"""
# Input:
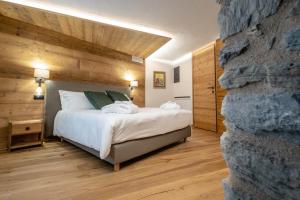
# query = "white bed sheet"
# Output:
<box><xmin>53</xmin><ymin>108</ymin><xmax>192</xmax><ymax>159</ymax></box>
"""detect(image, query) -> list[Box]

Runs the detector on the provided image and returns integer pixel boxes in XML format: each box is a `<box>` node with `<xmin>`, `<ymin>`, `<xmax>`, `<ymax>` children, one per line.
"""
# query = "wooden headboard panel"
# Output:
<box><xmin>45</xmin><ymin>80</ymin><xmax>130</xmax><ymax>137</ymax></box>
<box><xmin>0</xmin><ymin>12</ymin><xmax>145</xmax><ymax>151</ymax></box>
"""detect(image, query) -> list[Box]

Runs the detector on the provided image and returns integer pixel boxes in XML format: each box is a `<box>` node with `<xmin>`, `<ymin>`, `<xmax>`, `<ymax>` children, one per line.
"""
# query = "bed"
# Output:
<box><xmin>45</xmin><ymin>80</ymin><xmax>192</xmax><ymax>171</ymax></box>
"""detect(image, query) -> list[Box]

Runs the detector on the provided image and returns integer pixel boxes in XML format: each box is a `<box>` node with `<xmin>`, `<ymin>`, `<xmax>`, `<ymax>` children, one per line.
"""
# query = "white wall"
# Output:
<box><xmin>172</xmin><ymin>54</ymin><xmax>193</xmax><ymax>111</ymax></box>
<box><xmin>145</xmin><ymin>55</ymin><xmax>193</xmax><ymax>110</ymax></box>
<box><xmin>145</xmin><ymin>59</ymin><xmax>173</xmax><ymax>107</ymax></box>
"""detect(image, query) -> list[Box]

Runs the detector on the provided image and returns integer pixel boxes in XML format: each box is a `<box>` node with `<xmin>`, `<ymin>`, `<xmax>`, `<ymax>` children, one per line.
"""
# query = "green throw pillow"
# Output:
<box><xmin>84</xmin><ymin>91</ymin><xmax>113</xmax><ymax>109</ymax></box>
<box><xmin>106</xmin><ymin>90</ymin><xmax>129</xmax><ymax>102</ymax></box>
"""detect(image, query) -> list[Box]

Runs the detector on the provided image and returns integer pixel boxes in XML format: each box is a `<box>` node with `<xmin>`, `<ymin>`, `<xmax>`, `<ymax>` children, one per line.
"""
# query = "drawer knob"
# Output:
<box><xmin>25</xmin><ymin>126</ymin><xmax>30</xmax><ymax>131</ymax></box>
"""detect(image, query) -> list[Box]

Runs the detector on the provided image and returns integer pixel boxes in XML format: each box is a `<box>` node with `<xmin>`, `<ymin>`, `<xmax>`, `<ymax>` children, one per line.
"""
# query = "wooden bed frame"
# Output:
<box><xmin>45</xmin><ymin>80</ymin><xmax>191</xmax><ymax>171</ymax></box>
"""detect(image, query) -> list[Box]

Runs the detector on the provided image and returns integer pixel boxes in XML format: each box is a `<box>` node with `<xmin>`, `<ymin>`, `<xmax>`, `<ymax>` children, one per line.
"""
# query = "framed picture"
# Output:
<box><xmin>153</xmin><ymin>71</ymin><xmax>166</xmax><ymax>88</ymax></box>
<box><xmin>174</xmin><ymin>66</ymin><xmax>180</xmax><ymax>83</ymax></box>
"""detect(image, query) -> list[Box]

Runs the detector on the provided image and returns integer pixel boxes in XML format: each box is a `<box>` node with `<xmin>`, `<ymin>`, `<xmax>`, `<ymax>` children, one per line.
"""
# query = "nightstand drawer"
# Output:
<box><xmin>11</xmin><ymin>123</ymin><xmax>42</xmax><ymax>135</ymax></box>
<box><xmin>8</xmin><ymin>119</ymin><xmax>44</xmax><ymax>151</ymax></box>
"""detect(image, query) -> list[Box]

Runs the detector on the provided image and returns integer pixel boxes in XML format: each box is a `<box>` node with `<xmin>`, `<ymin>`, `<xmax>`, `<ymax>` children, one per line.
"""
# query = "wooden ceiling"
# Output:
<box><xmin>0</xmin><ymin>1</ymin><xmax>171</xmax><ymax>58</ymax></box>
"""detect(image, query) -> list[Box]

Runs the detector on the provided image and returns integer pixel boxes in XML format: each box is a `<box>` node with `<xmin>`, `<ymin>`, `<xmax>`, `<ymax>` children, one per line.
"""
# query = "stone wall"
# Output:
<box><xmin>217</xmin><ymin>0</ymin><xmax>300</xmax><ymax>199</ymax></box>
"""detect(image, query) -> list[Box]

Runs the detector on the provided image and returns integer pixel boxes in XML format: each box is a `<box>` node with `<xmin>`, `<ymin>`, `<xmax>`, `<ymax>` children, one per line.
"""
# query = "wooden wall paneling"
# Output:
<box><xmin>0</xmin><ymin>15</ymin><xmax>146</xmax><ymax>151</ymax></box>
<box><xmin>0</xmin><ymin>78</ymin><xmax>45</xmax><ymax>151</ymax></box>
<box><xmin>0</xmin><ymin>24</ymin><xmax>145</xmax><ymax>100</ymax></box>
<box><xmin>0</xmin><ymin>1</ymin><xmax>171</xmax><ymax>58</ymax></box>
<box><xmin>215</xmin><ymin>39</ymin><xmax>226</xmax><ymax>135</ymax></box>
<box><xmin>0</xmin><ymin>15</ymin><xmax>133</xmax><ymax>63</ymax></box>
<box><xmin>192</xmin><ymin>44</ymin><xmax>217</xmax><ymax>132</ymax></box>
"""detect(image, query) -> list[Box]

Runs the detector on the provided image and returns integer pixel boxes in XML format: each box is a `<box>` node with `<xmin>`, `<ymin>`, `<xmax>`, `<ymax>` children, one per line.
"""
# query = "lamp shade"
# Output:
<box><xmin>130</xmin><ymin>80</ymin><xmax>138</xmax><ymax>88</ymax></box>
<box><xmin>34</xmin><ymin>68</ymin><xmax>49</xmax><ymax>79</ymax></box>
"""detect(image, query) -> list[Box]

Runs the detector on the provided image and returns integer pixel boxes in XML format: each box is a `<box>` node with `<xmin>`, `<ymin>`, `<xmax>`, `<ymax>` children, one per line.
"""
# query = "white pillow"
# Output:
<box><xmin>58</xmin><ymin>90</ymin><xmax>94</xmax><ymax>110</ymax></box>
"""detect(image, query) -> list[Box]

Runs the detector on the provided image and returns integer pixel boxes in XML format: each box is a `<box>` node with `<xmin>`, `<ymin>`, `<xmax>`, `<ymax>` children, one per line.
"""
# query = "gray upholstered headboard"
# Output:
<box><xmin>45</xmin><ymin>80</ymin><xmax>130</xmax><ymax>137</ymax></box>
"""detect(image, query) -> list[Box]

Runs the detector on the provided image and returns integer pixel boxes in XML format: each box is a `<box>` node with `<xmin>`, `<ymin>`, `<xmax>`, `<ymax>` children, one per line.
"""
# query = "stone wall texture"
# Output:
<box><xmin>217</xmin><ymin>0</ymin><xmax>300</xmax><ymax>199</ymax></box>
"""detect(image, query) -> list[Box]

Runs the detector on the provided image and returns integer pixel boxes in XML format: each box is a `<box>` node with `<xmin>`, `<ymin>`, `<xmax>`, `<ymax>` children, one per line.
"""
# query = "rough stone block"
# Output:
<box><xmin>216</xmin><ymin>0</ymin><xmax>231</xmax><ymax>6</ymax></box>
<box><xmin>221</xmin><ymin>132</ymin><xmax>300</xmax><ymax>200</ymax></box>
<box><xmin>283</xmin><ymin>26</ymin><xmax>300</xmax><ymax>51</ymax></box>
<box><xmin>217</xmin><ymin>0</ymin><xmax>300</xmax><ymax>199</ymax></box>
<box><xmin>267</xmin><ymin>36</ymin><xmax>276</xmax><ymax>50</ymax></box>
<box><xmin>219</xmin><ymin>64</ymin><xmax>264</xmax><ymax>88</ymax></box>
<box><xmin>288</xmin><ymin>0</ymin><xmax>300</xmax><ymax>17</ymax></box>
<box><xmin>222</xmin><ymin>90</ymin><xmax>300</xmax><ymax>134</ymax></box>
<box><xmin>247</xmin><ymin>25</ymin><xmax>263</xmax><ymax>38</ymax></box>
<box><xmin>219</xmin><ymin>62</ymin><xmax>300</xmax><ymax>89</ymax></box>
<box><xmin>223</xmin><ymin>179</ymin><xmax>255</xmax><ymax>200</ymax></box>
<box><xmin>218</xmin><ymin>0</ymin><xmax>281</xmax><ymax>39</ymax></box>
<box><xmin>220</xmin><ymin>38</ymin><xmax>250</xmax><ymax>66</ymax></box>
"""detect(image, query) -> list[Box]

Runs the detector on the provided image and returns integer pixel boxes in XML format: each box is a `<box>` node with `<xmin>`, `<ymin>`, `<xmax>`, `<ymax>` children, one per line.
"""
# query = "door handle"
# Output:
<box><xmin>207</xmin><ymin>86</ymin><xmax>215</xmax><ymax>94</ymax></box>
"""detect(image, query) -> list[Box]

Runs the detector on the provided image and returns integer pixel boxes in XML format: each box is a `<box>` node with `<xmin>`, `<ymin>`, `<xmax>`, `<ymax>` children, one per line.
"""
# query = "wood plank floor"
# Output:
<box><xmin>0</xmin><ymin>128</ymin><xmax>228</xmax><ymax>200</ymax></box>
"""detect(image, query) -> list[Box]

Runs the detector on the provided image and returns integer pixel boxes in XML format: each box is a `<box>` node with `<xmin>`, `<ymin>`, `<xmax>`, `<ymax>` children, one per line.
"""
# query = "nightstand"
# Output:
<box><xmin>8</xmin><ymin>119</ymin><xmax>44</xmax><ymax>151</ymax></box>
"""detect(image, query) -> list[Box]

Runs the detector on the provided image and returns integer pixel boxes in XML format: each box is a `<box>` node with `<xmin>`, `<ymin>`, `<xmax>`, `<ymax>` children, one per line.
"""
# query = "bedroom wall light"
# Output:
<box><xmin>130</xmin><ymin>80</ymin><xmax>138</xmax><ymax>90</ymax></box>
<box><xmin>124</xmin><ymin>72</ymin><xmax>134</xmax><ymax>81</ymax></box>
<box><xmin>129</xmin><ymin>80</ymin><xmax>138</xmax><ymax>101</ymax></box>
<box><xmin>32</xmin><ymin>59</ymin><xmax>48</xmax><ymax>70</ymax></box>
<box><xmin>34</xmin><ymin>68</ymin><xmax>49</xmax><ymax>100</ymax></box>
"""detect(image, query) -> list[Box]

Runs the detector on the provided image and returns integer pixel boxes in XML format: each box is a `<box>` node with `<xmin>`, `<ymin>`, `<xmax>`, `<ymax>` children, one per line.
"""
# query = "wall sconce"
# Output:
<box><xmin>130</xmin><ymin>80</ymin><xmax>138</xmax><ymax>90</ymax></box>
<box><xmin>129</xmin><ymin>80</ymin><xmax>138</xmax><ymax>100</ymax></box>
<box><xmin>34</xmin><ymin>68</ymin><xmax>49</xmax><ymax>100</ymax></box>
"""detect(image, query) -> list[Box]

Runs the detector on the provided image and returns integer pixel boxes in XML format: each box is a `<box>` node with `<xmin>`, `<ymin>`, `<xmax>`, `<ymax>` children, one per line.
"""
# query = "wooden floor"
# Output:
<box><xmin>0</xmin><ymin>128</ymin><xmax>228</xmax><ymax>200</ymax></box>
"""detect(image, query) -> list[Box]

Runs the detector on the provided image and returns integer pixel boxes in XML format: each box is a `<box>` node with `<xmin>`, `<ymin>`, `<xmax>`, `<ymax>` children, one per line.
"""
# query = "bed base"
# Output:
<box><xmin>60</xmin><ymin>126</ymin><xmax>191</xmax><ymax>171</ymax></box>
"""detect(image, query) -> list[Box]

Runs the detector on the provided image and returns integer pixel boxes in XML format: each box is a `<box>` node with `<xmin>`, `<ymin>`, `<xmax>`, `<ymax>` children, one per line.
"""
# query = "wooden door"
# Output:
<box><xmin>215</xmin><ymin>39</ymin><xmax>227</xmax><ymax>134</ymax></box>
<box><xmin>193</xmin><ymin>44</ymin><xmax>216</xmax><ymax>131</ymax></box>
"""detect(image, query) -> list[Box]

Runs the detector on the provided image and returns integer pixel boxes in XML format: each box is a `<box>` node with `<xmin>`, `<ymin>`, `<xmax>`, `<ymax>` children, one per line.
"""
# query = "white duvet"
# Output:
<box><xmin>101</xmin><ymin>101</ymin><xmax>139</xmax><ymax>114</ymax></box>
<box><xmin>54</xmin><ymin>108</ymin><xmax>192</xmax><ymax>159</ymax></box>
